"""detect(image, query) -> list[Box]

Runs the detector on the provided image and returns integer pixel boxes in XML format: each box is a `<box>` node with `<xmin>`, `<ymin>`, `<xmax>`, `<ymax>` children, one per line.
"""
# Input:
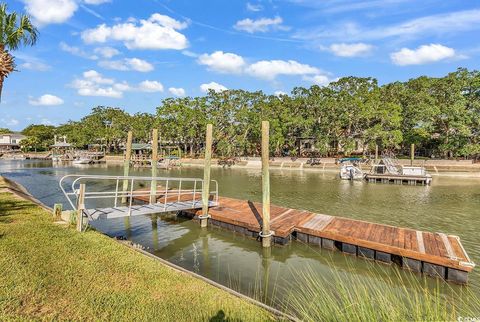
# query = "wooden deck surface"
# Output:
<box><xmin>188</xmin><ymin>196</ymin><xmax>474</xmax><ymax>272</ymax></box>
<box><xmin>133</xmin><ymin>189</ymin><xmax>474</xmax><ymax>273</ymax></box>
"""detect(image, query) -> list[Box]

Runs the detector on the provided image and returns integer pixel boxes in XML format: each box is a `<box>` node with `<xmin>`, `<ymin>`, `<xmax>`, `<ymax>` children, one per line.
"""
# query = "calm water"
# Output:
<box><xmin>1</xmin><ymin>160</ymin><xmax>480</xmax><ymax>306</ymax></box>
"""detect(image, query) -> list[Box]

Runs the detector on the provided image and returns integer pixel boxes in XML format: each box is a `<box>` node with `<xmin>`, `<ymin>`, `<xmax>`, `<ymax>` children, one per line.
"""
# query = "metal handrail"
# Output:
<box><xmin>59</xmin><ymin>174</ymin><xmax>219</xmax><ymax>213</ymax></box>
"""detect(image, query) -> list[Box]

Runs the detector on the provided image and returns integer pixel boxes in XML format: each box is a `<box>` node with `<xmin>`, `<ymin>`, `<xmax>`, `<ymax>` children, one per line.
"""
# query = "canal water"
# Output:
<box><xmin>1</xmin><ymin>160</ymin><xmax>479</xmax><ymax>308</ymax></box>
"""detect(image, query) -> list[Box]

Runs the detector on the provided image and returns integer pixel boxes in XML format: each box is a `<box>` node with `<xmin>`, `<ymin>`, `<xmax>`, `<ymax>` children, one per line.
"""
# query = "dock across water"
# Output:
<box><xmin>134</xmin><ymin>190</ymin><xmax>475</xmax><ymax>284</ymax></box>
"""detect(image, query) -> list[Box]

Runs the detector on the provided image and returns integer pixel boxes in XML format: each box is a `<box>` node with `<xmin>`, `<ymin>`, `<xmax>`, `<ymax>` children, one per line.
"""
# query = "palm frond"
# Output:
<box><xmin>0</xmin><ymin>3</ymin><xmax>38</xmax><ymax>51</ymax></box>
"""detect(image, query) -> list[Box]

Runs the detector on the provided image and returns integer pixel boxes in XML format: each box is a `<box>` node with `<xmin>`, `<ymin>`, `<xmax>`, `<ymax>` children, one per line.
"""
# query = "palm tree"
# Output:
<box><xmin>0</xmin><ymin>3</ymin><xmax>38</xmax><ymax>101</ymax></box>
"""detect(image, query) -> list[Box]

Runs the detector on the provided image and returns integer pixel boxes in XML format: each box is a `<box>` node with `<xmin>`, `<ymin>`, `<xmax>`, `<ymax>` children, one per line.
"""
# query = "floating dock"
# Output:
<box><xmin>365</xmin><ymin>173</ymin><xmax>432</xmax><ymax>185</ymax></box>
<box><xmin>134</xmin><ymin>191</ymin><xmax>475</xmax><ymax>283</ymax></box>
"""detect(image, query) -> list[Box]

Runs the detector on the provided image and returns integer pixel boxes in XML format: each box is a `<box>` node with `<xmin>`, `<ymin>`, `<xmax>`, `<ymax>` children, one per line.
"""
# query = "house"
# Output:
<box><xmin>295</xmin><ymin>136</ymin><xmax>366</xmax><ymax>156</ymax></box>
<box><xmin>0</xmin><ymin>133</ymin><xmax>26</xmax><ymax>153</ymax></box>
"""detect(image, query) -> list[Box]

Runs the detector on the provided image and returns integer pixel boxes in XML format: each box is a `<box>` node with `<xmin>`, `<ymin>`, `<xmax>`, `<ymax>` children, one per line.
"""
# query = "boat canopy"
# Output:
<box><xmin>338</xmin><ymin>157</ymin><xmax>364</xmax><ymax>163</ymax></box>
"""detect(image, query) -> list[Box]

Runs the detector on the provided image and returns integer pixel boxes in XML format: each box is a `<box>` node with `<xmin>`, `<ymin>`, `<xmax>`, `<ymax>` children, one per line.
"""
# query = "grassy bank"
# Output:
<box><xmin>0</xmin><ymin>177</ymin><xmax>274</xmax><ymax>321</ymax></box>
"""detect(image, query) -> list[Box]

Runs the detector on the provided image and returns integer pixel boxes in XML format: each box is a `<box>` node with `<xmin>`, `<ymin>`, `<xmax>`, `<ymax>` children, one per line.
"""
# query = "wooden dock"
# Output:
<box><xmin>365</xmin><ymin>173</ymin><xmax>432</xmax><ymax>185</ymax></box>
<box><xmin>133</xmin><ymin>190</ymin><xmax>474</xmax><ymax>283</ymax></box>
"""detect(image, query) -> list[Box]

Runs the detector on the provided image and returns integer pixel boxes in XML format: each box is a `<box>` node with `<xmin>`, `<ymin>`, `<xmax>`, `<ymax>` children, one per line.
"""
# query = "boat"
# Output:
<box><xmin>338</xmin><ymin>158</ymin><xmax>365</xmax><ymax>180</ymax></box>
<box><xmin>73</xmin><ymin>157</ymin><xmax>92</xmax><ymax>165</ymax></box>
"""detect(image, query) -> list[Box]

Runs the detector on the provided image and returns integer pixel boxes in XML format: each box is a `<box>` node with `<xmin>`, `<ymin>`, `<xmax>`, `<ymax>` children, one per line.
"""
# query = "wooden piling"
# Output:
<box><xmin>76</xmin><ymin>184</ymin><xmax>85</xmax><ymax>232</ymax></box>
<box><xmin>53</xmin><ymin>203</ymin><xmax>62</xmax><ymax>220</ymax></box>
<box><xmin>150</xmin><ymin>129</ymin><xmax>159</xmax><ymax>204</ymax></box>
<box><xmin>122</xmin><ymin>131</ymin><xmax>133</xmax><ymax>203</ymax></box>
<box><xmin>261</xmin><ymin>121</ymin><xmax>272</xmax><ymax>248</ymax></box>
<box><xmin>410</xmin><ymin>143</ymin><xmax>415</xmax><ymax>166</ymax></box>
<box><xmin>200</xmin><ymin>124</ymin><xmax>213</xmax><ymax>228</ymax></box>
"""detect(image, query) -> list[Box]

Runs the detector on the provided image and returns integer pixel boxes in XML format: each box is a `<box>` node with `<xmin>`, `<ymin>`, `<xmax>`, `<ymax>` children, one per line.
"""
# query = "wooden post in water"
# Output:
<box><xmin>410</xmin><ymin>143</ymin><xmax>415</xmax><ymax>166</ymax></box>
<box><xmin>261</xmin><ymin>121</ymin><xmax>272</xmax><ymax>248</ymax></box>
<box><xmin>200</xmin><ymin>124</ymin><xmax>213</xmax><ymax>228</ymax></box>
<box><xmin>121</xmin><ymin>131</ymin><xmax>133</xmax><ymax>203</ymax></box>
<box><xmin>76</xmin><ymin>184</ymin><xmax>85</xmax><ymax>232</ymax></box>
<box><xmin>150</xmin><ymin>129</ymin><xmax>159</xmax><ymax>204</ymax></box>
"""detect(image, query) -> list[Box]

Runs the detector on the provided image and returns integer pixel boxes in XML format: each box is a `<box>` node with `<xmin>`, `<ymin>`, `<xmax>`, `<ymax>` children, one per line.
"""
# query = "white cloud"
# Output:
<box><xmin>182</xmin><ymin>50</ymin><xmax>198</xmax><ymax>58</ymax></box>
<box><xmin>246</xmin><ymin>60</ymin><xmax>319</xmax><ymax>80</ymax></box>
<box><xmin>274</xmin><ymin>90</ymin><xmax>287</xmax><ymax>96</ymax></box>
<box><xmin>99</xmin><ymin>58</ymin><xmax>154</xmax><ymax>72</ymax></box>
<box><xmin>29</xmin><ymin>94</ymin><xmax>64</xmax><ymax>106</ymax></box>
<box><xmin>197</xmin><ymin>51</ymin><xmax>246</xmax><ymax>74</ymax></box>
<box><xmin>390</xmin><ymin>44</ymin><xmax>456</xmax><ymax>65</ymax></box>
<box><xmin>138</xmin><ymin>80</ymin><xmax>164</xmax><ymax>92</ymax></box>
<box><xmin>246</xmin><ymin>2</ymin><xmax>263</xmax><ymax>12</ymax></box>
<box><xmin>329</xmin><ymin>43</ymin><xmax>373</xmax><ymax>57</ymax></box>
<box><xmin>81</xmin><ymin>13</ymin><xmax>189</xmax><ymax>50</ymax></box>
<box><xmin>94</xmin><ymin>46</ymin><xmax>120</xmax><ymax>58</ymax></box>
<box><xmin>83</xmin><ymin>70</ymin><xmax>114</xmax><ymax>84</ymax></box>
<box><xmin>304</xmin><ymin>74</ymin><xmax>336</xmax><ymax>86</ymax></box>
<box><xmin>71</xmin><ymin>70</ymin><xmax>168</xmax><ymax>98</ymax></box>
<box><xmin>20</xmin><ymin>61</ymin><xmax>51</xmax><ymax>71</ymax></box>
<box><xmin>23</xmin><ymin>0</ymin><xmax>108</xmax><ymax>26</ymax></box>
<box><xmin>60</xmin><ymin>42</ymin><xmax>98</xmax><ymax>60</ymax></box>
<box><xmin>200</xmin><ymin>82</ymin><xmax>228</xmax><ymax>93</ymax></box>
<box><xmin>234</xmin><ymin>16</ymin><xmax>288</xmax><ymax>33</ymax></box>
<box><xmin>83</xmin><ymin>0</ymin><xmax>110</xmax><ymax>4</ymax></box>
<box><xmin>169</xmin><ymin>87</ymin><xmax>186</xmax><ymax>97</ymax></box>
<box><xmin>23</xmin><ymin>0</ymin><xmax>77</xmax><ymax>25</ymax></box>
<box><xmin>71</xmin><ymin>70</ymin><xmax>122</xmax><ymax>98</ymax></box>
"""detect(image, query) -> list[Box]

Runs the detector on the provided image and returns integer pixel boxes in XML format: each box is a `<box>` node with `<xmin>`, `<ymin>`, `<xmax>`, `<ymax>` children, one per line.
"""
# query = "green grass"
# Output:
<box><xmin>283</xmin><ymin>260</ymin><xmax>480</xmax><ymax>321</ymax></box>
<box><xmin>0</xmin><ymin>178</ymin><xmax>274</xmax><ymax>321</ymax></box>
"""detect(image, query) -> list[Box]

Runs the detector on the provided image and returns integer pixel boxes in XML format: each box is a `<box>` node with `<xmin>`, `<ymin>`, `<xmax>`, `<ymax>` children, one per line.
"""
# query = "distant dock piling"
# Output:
<box><xmin>410</xmin><ymin>143</ymin><xmax>415</xmax><ymax>166</ymax></box>
<box><xmin>260</xmin><ymin>121</ymin><xmax>272</xmax><ymax>248</ymax></box>
<box><xmin>122</xmin><ymin>131</ymin><xmax>133</xmax><ymax>204</ymax></box>
<box><xmin>200</xmin><ymin>124</ymin><xmax>213</xmax><ymax>228</ymax></box>
<box><xmin>150</xmin><ymin>129</ymin><xmax>159</xmax><ymax>204</ymax></box>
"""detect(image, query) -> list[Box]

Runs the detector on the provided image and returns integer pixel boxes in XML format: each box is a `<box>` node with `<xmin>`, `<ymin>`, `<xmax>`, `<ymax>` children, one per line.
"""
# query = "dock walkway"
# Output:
<box><xmin>175</xmin><ymin>196</ymin><xmax>474</xmax><ymax>283</ymax></box>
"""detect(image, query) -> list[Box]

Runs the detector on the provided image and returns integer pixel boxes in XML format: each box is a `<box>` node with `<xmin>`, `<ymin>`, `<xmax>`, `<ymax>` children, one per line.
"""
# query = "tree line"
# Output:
<box><xmin>17</xmin><ymin>68</ymin><xmax>480</xmax><ymax>158</ymax></box>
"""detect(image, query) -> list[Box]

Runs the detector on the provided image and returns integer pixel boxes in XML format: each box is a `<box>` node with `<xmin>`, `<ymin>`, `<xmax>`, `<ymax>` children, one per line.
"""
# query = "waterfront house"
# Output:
<box><xmin>0</xmin><ymin>133</ymin><xmax>26</xmax><ymax>153</ymax></box>
<box><xmin>296</xmin><ymin>136</ymin><xmax>365</xmax><ymax>156</ymax></box>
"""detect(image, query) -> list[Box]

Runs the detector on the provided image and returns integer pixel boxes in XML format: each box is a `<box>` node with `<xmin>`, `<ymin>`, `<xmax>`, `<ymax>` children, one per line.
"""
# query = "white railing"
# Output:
<box><xmin>59</xmin><ymin>174</ymin><xmax>219</xmax><ymax>214</ymax></box>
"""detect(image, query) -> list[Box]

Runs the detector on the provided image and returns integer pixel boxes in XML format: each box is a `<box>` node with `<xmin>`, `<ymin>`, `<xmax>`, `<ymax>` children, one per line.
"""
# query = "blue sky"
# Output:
<box><xmin>2</xmin><ymin>0</ymin><xmax>480</xmax><ymax>130</ymax></box>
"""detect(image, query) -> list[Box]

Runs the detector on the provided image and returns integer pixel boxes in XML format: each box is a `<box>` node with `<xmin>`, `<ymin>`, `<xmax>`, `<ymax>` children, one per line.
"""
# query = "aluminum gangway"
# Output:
<box><xmin>59</xmin><ymin>175</ymin><xmax>219</xmax><ymax>224</ymax></box>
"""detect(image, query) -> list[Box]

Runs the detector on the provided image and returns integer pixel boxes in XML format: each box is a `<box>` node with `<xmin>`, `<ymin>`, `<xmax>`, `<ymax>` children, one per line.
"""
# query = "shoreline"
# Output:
<box><xmin>100</xmin><ymin>155</ymin><xmax>480</xmax><ymax>178</ymax></box>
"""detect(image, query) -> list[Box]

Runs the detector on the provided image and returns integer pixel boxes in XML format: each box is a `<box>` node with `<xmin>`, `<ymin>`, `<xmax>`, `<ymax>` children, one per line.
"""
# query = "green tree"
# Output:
<box><xmin>0</xmin><ymin>3</ymin><xmax>38</xmax><ymax>100</ymax></box>
<box><xmin>21</xmin><ymin>124</ymin><xmax>55</xmax><ymax>151</ymax></box>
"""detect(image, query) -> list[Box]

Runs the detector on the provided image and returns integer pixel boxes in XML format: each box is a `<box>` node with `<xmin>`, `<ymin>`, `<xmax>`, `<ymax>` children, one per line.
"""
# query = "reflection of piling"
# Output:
<box><xmin>262</xmin><ymin>247</ymin><xmax>271</xmax><ymax>303</ymax></box>
<box><xmin>151</xmin><ymin>214</ymin><xmax>159</xmax><ymax>251</ymax></box>
<box><xmin>260</xmin><ymin>121</ymin><xmax>272</xmax><ymax>248</ymax></box>
<box><xmin>200</xmin><ymin>124</ymin><xmax>213</xmax><ymax>228</ymax></box>
<box><xmin>122</xmin><ymin>131</ymin><xmax>133</xmax><ymax>203</ymax></box>
<box><xmin>200</xmin><ymin>229</ymin><xmax>211</xmax><ymax>278</ymax></box>
<box><xmin>410</xmin><ymin>143</ymin><xmax>415</xmax><ymax>166</ymax></box>
<box><xmin>150</xmin><ymin>129</ymin><xmax>159</xmax><ymax>204</ymax></box>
